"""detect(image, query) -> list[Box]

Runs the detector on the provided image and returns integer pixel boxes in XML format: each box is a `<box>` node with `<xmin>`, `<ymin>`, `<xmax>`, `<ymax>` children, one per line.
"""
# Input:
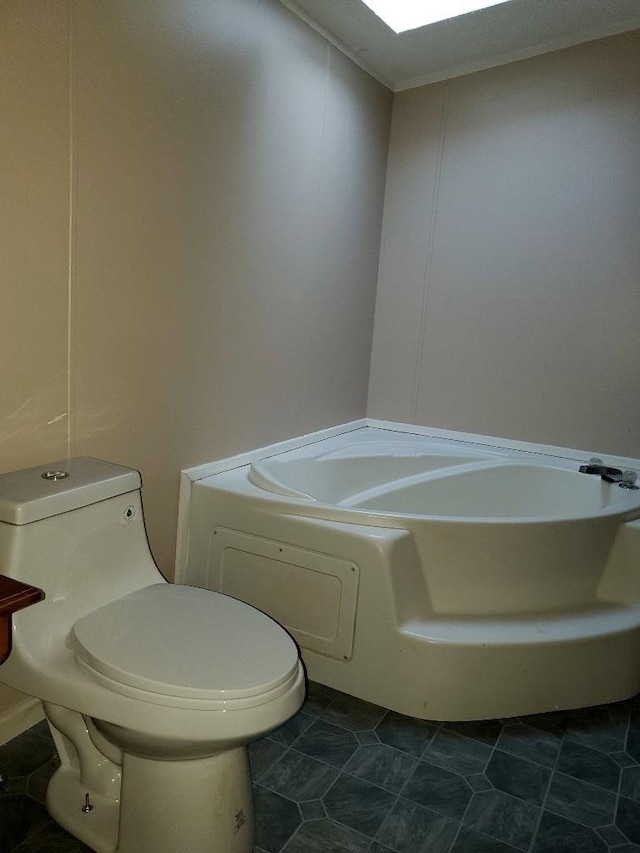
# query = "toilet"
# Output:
<box><xmin>0</xmin><ymin>457</ymin><xmax>305</xmax><ymax>853</ymax></box>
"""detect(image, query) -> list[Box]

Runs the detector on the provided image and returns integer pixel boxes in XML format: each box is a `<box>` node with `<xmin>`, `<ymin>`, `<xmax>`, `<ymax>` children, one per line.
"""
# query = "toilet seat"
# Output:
<box><xmin>70</xmin><ymin>583</ymin><xmax>299</xmax><ymax>703</ymax></box>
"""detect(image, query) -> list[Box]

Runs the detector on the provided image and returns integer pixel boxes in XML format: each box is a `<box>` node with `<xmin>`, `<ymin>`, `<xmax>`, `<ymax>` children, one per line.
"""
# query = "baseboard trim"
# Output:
<box><xmin>0</xmin><ymin>696</ymin><xmax>44</xmax><ymax>746</ymax></box>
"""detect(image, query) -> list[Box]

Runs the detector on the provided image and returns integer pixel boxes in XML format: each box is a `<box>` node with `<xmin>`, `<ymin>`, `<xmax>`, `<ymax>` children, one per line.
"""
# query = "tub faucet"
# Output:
<box><xmin>579</xmin><ymin>458</ymin><xmax>638</xmax><ymax>489</ymax></box>
<box><xmin>621</xmin><ymin>470</ymin><xmax>639</xmax><ymax>490</ymax></box>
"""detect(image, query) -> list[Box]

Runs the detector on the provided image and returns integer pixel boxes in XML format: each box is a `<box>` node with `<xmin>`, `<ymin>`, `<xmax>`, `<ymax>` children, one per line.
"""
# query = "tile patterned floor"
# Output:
<box><xmin>3</xmin><ymin>684</ymin><xmax>640</xmax><ymax>851</ymax></box>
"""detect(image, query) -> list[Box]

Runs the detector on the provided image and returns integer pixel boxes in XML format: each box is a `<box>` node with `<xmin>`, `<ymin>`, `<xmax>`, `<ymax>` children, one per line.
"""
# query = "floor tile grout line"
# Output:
<box><xmin>368</xmin><ymin>749</ymin><xmax>421</xmax><ymax>853</ymax></box>
<box><xmin>618</xmin><ymin>703</ymin><xmax>633</xmax><ymax>808</ymax></box>
<box><xmin>279</xmin><ymin>817</ymin><xmax>305</xmax><ymax>853</ymax></box>
<box><xmin>278</xmin><ymin>805</ymin><xmax>379</xmax><ymax>853</ymax></box>
<box><xmin>526</xmin><ymin>720</ymin><xmax>565</xmax><ymax>853</ymax></box>
<box><xmin>445</xmin><ymin>725</ymin><xmax>507</xmax><ymax>853</ymax></box>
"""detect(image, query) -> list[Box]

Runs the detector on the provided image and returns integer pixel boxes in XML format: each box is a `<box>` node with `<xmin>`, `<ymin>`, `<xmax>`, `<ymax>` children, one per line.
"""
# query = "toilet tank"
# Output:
<box><xmin>0</xmin><ymin>458</ymin><xmax>162</xmax><ymax>631</ymax></box>
<box><xmin>0</xmin><ymin>457</ymin><xmax>141</xmax><ymax>525</ymax></box>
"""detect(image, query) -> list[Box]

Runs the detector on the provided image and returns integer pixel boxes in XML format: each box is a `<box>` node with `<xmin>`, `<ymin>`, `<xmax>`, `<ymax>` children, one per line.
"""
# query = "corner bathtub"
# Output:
<box><xmin>178</xmin><ymin>424</ymin><xmax>640</xmax><ymax>720</ymax></box>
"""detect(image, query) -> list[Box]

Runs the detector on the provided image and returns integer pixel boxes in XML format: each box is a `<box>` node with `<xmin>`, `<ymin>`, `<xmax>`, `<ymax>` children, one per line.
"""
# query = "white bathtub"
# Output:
<box><xmin>178</xmin><ymin>423</ymin><xmax>640</xmax><ymax>720</ymax></box>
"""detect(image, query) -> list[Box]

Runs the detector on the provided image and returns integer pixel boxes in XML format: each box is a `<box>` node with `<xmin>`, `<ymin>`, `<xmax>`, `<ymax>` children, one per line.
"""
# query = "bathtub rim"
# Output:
<box><xmin>247</xmin><ymin>452</ymin><xmax>640</xmax><ymax>521</ymax></box>
<box><xmin>175</xmin><ymin>418</ymin><xmax>640</xmax><ymax>579</ymax></box>
<box><xmin>203</xmin><ymin>463</ymin><xmax>640</xmax><ymax>529</ymax></box>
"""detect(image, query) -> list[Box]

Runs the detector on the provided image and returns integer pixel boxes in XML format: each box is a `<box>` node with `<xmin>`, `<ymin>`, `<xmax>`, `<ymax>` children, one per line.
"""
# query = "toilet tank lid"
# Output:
<box><xmin>0</xmin><ymin>457</ymin><xmax>141</xmax><ymax>525</ymax></box>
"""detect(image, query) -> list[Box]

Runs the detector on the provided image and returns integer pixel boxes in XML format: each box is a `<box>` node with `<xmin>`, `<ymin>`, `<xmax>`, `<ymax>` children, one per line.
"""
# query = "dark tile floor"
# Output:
<box><xmin>3</xmin><ymin>684</ymin><xmax>640</xmax><ymax>851</ymax></box>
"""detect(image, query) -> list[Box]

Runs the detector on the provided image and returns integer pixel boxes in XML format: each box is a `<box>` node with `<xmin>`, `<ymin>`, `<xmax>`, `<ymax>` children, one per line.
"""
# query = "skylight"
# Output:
<box><xmin>360</xmin><ymin>0</ymin><xmax>514</xmax><ymax>34</ymax></box>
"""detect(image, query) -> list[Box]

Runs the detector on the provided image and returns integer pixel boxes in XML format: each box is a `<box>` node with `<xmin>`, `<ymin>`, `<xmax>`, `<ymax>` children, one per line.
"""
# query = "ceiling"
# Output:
<box><xmin>278</xmin><ymin>0</ymin><xmax>640</xmax><ymax>90</ymax></box>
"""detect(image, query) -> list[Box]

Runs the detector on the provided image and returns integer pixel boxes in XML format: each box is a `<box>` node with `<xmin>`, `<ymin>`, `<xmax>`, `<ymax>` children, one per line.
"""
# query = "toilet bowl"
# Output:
<box><xmin>0</xmin><ymin>457</ymin><xmax>305</xmax><ymax>852</ymax></box>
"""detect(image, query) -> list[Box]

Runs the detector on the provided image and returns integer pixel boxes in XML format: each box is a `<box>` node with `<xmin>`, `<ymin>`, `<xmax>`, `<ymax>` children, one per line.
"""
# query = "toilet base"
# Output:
<box><xmin>47</xmin><ymin>745</ymin><xmax>254</xmax><ymax>852</ymax></box>
<box><xmin>47</xmin><ymin>766</ymin><xmax>120</xmax><ymax>852</ymax></box>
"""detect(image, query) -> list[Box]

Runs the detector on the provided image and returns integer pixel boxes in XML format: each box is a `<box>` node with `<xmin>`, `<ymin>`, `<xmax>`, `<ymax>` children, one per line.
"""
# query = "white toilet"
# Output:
<box><xmin>0</xmin><ymin>457</ymin><xmax>305</xmax><ymax>853</ymax></box>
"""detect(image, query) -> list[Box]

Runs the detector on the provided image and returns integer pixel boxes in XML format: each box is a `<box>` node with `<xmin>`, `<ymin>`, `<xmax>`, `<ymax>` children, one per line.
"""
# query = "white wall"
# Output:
<box><xmin>369</xmin><ymin>32</ymin><xmax>640</xmax><ymax>458</ymax></box>
<box><xmin>0</xmin><ymin>0</ymin><xmax>391</xmax><ymax>732</ymax></box>
<box><xmin>72</xmin><ymin>0</ymin><xmax>391</xmax><ymax>573</ymax></box>
<box><xmin>1</xmin><ymin>0</ymin><xmax>391</xmax><ymax>576</ymax></box>
<box><xmin>0</xmin><ymin>0</ymin><xmax>72</xmax><ymax>735</ymax></box>
<box><xmin>4</xmin><ymin>2</ymin><xmax>637</xmax><ymax>739</ymax></box>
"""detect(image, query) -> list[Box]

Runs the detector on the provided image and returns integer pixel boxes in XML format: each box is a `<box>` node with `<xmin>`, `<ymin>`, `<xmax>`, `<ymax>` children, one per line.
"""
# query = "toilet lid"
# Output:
<box><xmin>70</xmin><ymin>584</ymin><xmax>299</xmax><ymax>701</ymax></box>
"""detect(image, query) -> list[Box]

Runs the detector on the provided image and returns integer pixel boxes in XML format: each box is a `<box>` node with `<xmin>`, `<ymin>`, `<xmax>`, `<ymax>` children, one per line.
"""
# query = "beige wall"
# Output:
<box><xmin>1</xmin><ymin>3</ymin><xmax>70</xmax><ymax>471</ymax></box>
<box><xmin>369</xmin><ymin>32</ymin><xmax>640</xmax><ymax>458</ymax></box>
<box><xmin>0</xmin><ymin>0</ymin><xmax>390</xmax><ymax>731</ymax></box>
<box><xmin>4</xmin><ymin>4</ymin><xmax>638</xmax><ymax>729</ymax></box>
<box><xmin>2</xmin><ymin>0</ymin><xmax>391</xmax><ymax>581</ymax></box>
<box><xmin>0</xmin><ymin>2</ymin><xmax>71</xmax><ymax>717</ymax></box>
